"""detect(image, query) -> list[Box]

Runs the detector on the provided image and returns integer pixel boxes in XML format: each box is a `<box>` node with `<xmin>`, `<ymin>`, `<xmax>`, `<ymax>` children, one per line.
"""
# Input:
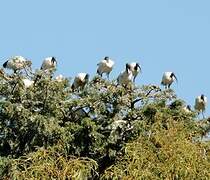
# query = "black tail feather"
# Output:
<box><xmin>3</xmin><ymin>61</ymin><xmax>8</xmax><ymax>68</ymax></box>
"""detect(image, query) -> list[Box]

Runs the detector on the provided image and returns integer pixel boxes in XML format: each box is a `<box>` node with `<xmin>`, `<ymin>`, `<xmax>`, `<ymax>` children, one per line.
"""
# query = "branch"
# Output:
<box><xmin>131</xmin><ymin>86</ymin><xmax>161</xmax><ymax>109</ymax></box>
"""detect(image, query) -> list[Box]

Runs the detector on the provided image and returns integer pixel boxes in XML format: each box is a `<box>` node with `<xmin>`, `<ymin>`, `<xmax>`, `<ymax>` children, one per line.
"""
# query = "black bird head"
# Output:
<box><xmin>201</xmin><ymin>94</ymin><xmax>205</xmax><ymax>101</ymax></box>
<box><xmin>186</xmin><ymin>105</ymin><xmax>192</xmax><ymax>111</ymax></box>
<box><xmin>104</xmin><ymin>56</ymin><xmax>109</xmax><ymax>61</ymax></box>
<box><xmin>85</xmin><ymin>73</ymin><xmax>89</xmax><ymax>81</ymax></box>
<box><xmin>51</xmin><ymin>57</ymin><xmax>57</xmax><ymax>65</ymax></box>
<box><xmin>3</xmin><ymin>61</ymin><xmax>8</xmax><ymax>68</ymax></box>
<box><xmin>126</xmin><ymin>63</ymin><xmax>131</xmax><ymax>73</ymax></box>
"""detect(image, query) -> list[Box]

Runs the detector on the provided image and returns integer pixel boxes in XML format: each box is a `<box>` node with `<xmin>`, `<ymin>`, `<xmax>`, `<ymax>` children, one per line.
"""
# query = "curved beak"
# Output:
<box><xmin>137</xmin><ymin>63</ymin><xmax>141</xmax><ymax>72</ymax></box>
<box><xmin>173</xmin><ymin>74</ymin><xmax>178</xmax><ymax>83</ymax></box>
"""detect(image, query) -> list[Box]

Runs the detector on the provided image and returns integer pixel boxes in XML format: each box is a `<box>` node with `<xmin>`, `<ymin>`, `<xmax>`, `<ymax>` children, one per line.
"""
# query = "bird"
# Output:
<box><xmin>22</xmin><ymin>78</ymin><xmax>34</xmax><ymax>88</ymax></box>
<box><xmin>161</xmin><ymin>72</ymin><xmax>177</xmax><ymax>89</ymax></box>
<box><xmin>40</xmin><ymin>57</ymin><xmax>57</xmax><ymax>70</ymax></box>
<box><xmin>97</xmin><ymin>56</ymin><xmax>114</xmax><ymax>79</ymax></box>
<box><xmin>3</xmin><ymin>56</ymin><xmax>32</xmax><ymax>73</ymax></box>
<box><xmin>128</xmin><ymin>62</ymin><xmax>141</xmax><ymax>82</ymax></box>
<box><xmin>55</xmin><ymin>74</ymin><xmax>64</xmax><ymax>82</ymax></box>
<box><xmin>183</xmin><ymin>105</ymin><xmax>192</xmax><ymax>113</ymax></box>
<box><xmin>194</xmin><ymin>94</ymin><xmax>207</xmax><ymax>118</ymax></box>
<box><xmin>117</xmin><ymin>63</ymin><xmax>133</xmax><ymax>86</ymax></box>
<box><xmin>72</xmin><ymin>73</ymin><xmax>89</xmax><ymax>91</ymax></box>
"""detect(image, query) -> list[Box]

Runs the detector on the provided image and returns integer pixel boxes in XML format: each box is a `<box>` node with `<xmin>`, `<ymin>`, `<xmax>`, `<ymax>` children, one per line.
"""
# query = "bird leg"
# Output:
<box><xmin>97</xmin><ymin>70</ymin><xmax>102</xmax><ymax>77</ymax></box>
<box><xmin>133</xmin><ymin>76</ymin><xmax>136</xmax><ymax>83</ymax></box>
<box><xmin>202</xmin><ymin>111</ymin><xmax>205</xmax><ymax>119</ymax></box>
<box><xmin>107</xmin><ymin>72</ymin><xmax>110</xmax><ymax>80</ymax></box>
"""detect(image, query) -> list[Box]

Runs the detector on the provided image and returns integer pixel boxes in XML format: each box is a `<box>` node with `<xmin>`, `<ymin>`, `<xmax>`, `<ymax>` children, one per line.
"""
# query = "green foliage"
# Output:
<box><xmin>0</xmin><ymin>69</ymin><xmax>209</xmax><ymax>179</ymax></box>
<box><xmin>8</xmin><ymin>146</ymin><xmax>98</xmax><ymax>180</ymax></box>
<box><xmin>103</xmin><ymin>105</ymin><xmax>210</xmax><ymax>179</ymax></box>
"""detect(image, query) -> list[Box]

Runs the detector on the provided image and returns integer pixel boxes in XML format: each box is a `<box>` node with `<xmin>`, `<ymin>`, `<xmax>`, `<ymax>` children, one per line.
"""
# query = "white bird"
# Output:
<box><xmin>72</xmin><ymin>73</ymin><xmax>89</xmax><ymax>91</ymax></box>
<box><xmin>183</xmin><ymin>105</ymin><xmax>192</xmax><ymax>113</ymax></box>
<box><xmin>55</xmin><ymin>74</ymin><xmax>64</xmax><ymax>82</ymax></box>
<box><xmin>194</xmin><ymin>94</ymin><xmax>207</xmax><ymax>118</ymax></box>
<box><xmin>128</xmin><ymin>62</ymin><xmax>141</xmax><ymax>82</ymax></box>
<box><xmin>117</xmin><ymin>64</ymin><xmax>133</xmax><ymax>86</ymax></box>
<box><xmin>161</xmin><ymin>72</ymin><xmax>177</xmax><ymax>89</ymax></box>
<box><xmin>22</xmin><ymin>78</ymin><xmax>34</xmax><ymax>88</ymax></box>
<box><xmin>97</xmin><ymin>56</ymin><xmax>114</xmax><ymax>79</ymax></box>
<box><xmin>41</xmin><ymin>57</ymin><xmax>57</xmax><ymax>70</ymax></box>
<box><xmin>3</xmin><ymin>56</ymin><xmax>31</xmax><ymax>73</ymax></box>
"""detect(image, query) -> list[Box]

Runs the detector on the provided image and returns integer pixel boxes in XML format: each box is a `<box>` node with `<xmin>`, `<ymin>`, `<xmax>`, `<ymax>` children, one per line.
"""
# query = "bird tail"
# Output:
<box><xmin>3</xmin><ymin>61</ymin><xmax>7</xmax><ymax>68</ymax></box>
<box><xmin>71</xmin><ymin>84</ymin><xmax>75</xmax><ymax>91</ymax></box>
<box><xmin>97</xmin><ymin>69</ymin><xmax>102</xmax><ymax>77</ymax></box>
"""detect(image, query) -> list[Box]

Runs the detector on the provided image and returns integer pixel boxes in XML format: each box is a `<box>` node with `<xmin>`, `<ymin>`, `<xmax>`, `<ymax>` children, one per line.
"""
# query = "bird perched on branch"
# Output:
<box><xmin>117</xmin><ymin>63</ymin><xmax>133</xmax><ymax>86</ymax></box>
<box><xmin>41</xmin><ymin>57</ymin><xmax>57</xmax><ymax>70</ymax></box>
<box><xmin>183</xmin><ymin>105</ymin><xmax>192</xmax><ymax>113</ymax></box>
<box><xmin>97</xmin><ymin>56</ymin><xmax>114</xmax><ymax>79</ymax></box>
<box><xmin>161</xmin><ymin>72</ymin><xmax>177</xmax><ymax>89</ymax></box>
<box><xmin>3</xmin><ymin>56</ymin><xmax>32</xmax><ymax>73</ymax></box>
<box><xmin>55</xmin><ymin>74</ymin><xmax>64</xmax><ymax>82</ymax></box>
<box><xmin>72</xmin><ymin>73</ymin><xmax>89</xmax><ymax>91</ymax></box>
<box><xmin>128</xmin><ymin>62</ymin><xmax>141</xmax><ymax>82</ymax></box>
<box><xmin>194</xmin><ymin>94</ymin><xmax>207</xmax><ymax>118</ymax></box>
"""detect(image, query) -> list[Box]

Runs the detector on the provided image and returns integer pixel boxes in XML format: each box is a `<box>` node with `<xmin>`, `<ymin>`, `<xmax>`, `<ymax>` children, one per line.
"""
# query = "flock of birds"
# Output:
<box><xmin>1</xmin><ymin>55</ymin><xmax>208</xmax><ymax>118</ymax></box>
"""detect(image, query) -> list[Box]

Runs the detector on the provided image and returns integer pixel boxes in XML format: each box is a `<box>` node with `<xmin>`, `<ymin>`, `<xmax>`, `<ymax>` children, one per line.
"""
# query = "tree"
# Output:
<box><xmin>0</xmin><ymin>67</ymin><xmax>209</xmax><ymax>179</ymax></box>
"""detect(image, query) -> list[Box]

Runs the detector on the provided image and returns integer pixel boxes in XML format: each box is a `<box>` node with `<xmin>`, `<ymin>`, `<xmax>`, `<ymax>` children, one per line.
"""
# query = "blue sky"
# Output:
<box><xmin>0</xmin><ymin>0</ymin><xmax>210</xmax><ymax>116</ymax></box>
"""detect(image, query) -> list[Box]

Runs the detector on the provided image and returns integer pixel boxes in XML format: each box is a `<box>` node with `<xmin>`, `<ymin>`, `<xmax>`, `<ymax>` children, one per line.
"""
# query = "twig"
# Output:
<box><xmin>131</xmin><ymin>86</ymin><xmax>161</xmax><ymax>109</ymax></box>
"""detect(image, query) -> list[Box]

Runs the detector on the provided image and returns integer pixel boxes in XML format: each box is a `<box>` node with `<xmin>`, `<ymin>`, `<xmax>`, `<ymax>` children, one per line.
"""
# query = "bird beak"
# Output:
<box><xmin>173</xmin><ymin>74</ymin><xmax>178</xmax><ymax>83</ymax></box>
<box><xmin>137</xmin><ymin>63</ymin><xmax>141</xmax><ymax>72</ymax></box>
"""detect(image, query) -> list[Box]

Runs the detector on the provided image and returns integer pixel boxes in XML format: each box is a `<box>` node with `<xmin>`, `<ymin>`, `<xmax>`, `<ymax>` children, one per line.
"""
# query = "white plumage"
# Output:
<box><xmin>55</xmin><ymin>74</ymin><xmax>64</xmax><ymax>82</ymax></box>
<box><xmin>3</xmin><ymin>56</ymin><xmax>31</xmax><ymax>73</ymax></box>
<box><xmin>97</xmin><ymin>56</ymin><xmax>114</xmax><ymax>79</ymax></box>
<box><xmin>72</xmin><ymin>73</ymin><xmax>89</xmax><ymax>90</ymax></box>
<box><xmin>183</xmin><ymin>105</ymin><xmax>192</xmax><ymax>113</ymax></box>
<box><xmin>22</xmin><ymin>78</ymin><xmax>34</xmax><ymax>88</ymax></box>
<box><xmin>41</xmin><ymin>57</ymin><xmax>57</xmax><ymax>70</ymax></box>
<box><xmin>194</xmin><ymin>94</ymin><xmax>207</xmax><ymax>118</ymax></box>
<box><xmin>161</xmin><ymin>72</ymin><xmax>177</xmax><ymax>89</ymax></box>
<box><xmin>117</xmin><ymin>64</ymin><xmax>133</xmax><ymax>86</ymax></box>
<box><xmin>128</xmin><ymin>62</ymin><xmax>141</xmax><ymax>82</ymax></box>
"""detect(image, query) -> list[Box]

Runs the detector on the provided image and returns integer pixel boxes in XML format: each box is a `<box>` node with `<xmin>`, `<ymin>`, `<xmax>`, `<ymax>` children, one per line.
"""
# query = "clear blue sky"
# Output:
<box><xmin>0</xmin><ymin>0</ymin><xmax>210</xmax><ymax>116</ymax></box>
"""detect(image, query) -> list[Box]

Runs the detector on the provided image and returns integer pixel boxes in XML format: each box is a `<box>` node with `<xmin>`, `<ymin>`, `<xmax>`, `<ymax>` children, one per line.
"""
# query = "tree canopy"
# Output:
<box><xmin>0</xmin><ymin>68</ymin><xmax>209</xmax><ymax>179</ymax></box>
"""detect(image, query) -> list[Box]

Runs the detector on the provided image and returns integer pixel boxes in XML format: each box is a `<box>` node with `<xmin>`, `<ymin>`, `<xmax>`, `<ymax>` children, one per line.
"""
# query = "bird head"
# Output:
<box><xmin>85</xmin><ymin>73</ymin><xmax>89</xmax><ymax>82</ymax></box>
<box><xmin>3</xmin><ymin>61</ymin><xmax>8</xmax><ymax>68</ymax></box>
<box><xmin>186</xmin><ymin>105</ymin><xmax>192</xmax><ymax>111</ymax></box>
<box><xmin>201</xmin><ymin>94</ymin><xmax>205</xmax><ymax>101</ymax></box>
<box><xmin>51</xmin><ymin>57</ymin><xmax>57</xmax><ymax>65</ymax></box>
<box><xmin>126</xmin><ymin>63</ymin><xmax>131</xmax><ymax>73</ymax></box>
<box><xmin>104</xmin><ymin>56</ymin><xmax>109</xmax><ymax>61</ymax></box>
